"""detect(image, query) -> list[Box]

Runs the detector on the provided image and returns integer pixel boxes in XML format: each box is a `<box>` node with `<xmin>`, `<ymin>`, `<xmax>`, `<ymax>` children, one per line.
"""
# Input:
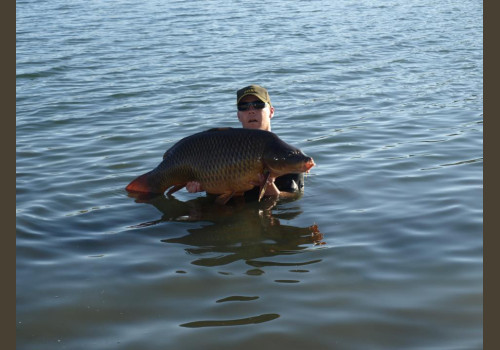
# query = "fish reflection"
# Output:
<box><xmin>129</xmin><ymin>193</ymin><xmax>324</xmax><ymax>267</ymax></box>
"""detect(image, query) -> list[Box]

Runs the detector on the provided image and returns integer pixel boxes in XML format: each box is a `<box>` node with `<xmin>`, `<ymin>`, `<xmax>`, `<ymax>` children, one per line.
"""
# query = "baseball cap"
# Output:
<box><xmin>236</xmin><ymin>85</ymin><xmax>271</xmax><ymax>105</ymax></box>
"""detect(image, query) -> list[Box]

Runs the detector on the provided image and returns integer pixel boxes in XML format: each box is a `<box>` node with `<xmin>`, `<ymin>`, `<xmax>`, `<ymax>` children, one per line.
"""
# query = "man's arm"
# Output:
<box><xmin>274</xmin><ymin>173</ymin><xmax>304</xmax><ymax>193</ymax></box>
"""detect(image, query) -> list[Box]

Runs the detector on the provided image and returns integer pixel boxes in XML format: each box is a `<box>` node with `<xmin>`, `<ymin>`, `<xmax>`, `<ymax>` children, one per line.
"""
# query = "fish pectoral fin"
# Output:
<box><xmin>166</xmin><ymin>184</ymin><xmax>185</xmax><ymax>196</ymax></box>
<box><xmin>215</xmin><ymin>192</ymin><xmax>235</xmax><ymax>205</ymax></box>
<box><xmin>258</xmin><ymin>172</ymin><xmax>271</xmax><ymax>202</ymax></box>
<box><xmin>258</xmin><ymin>171</ymin><xmax>280</xmax><ymax>201</ymax></box>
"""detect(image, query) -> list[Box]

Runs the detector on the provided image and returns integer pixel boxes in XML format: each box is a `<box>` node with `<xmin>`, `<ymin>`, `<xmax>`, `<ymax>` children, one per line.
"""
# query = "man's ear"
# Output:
<box><xmin>269</xmin><ymin>106</ymin><xmax>275</xmax><ymax>119</ymax></box>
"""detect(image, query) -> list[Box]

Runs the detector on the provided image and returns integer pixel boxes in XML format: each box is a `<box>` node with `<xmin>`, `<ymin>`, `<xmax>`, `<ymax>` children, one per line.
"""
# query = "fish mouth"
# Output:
<box><xmin>304</xmin><ymin>158</ymin><xmax>315</xmax><ymax>173</ymax></box>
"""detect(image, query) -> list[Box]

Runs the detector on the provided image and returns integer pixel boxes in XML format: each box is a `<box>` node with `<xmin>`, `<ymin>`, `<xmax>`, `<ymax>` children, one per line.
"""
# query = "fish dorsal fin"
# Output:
<box><xmin>162</xmin><ymin>128</ymin><xmax>234</xmax><ymax>159</ymax></box>
<box><xmin>206</xmin><ymin>127</ymin><xmax>233</xmax><ymax>132</ymax></box>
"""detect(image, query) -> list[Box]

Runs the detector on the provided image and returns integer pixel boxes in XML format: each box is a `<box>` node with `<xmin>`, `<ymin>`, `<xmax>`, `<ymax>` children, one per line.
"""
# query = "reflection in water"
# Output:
<box><xmin>216</xmin><ymin>296</ymin><xmax>259</xmax><ymax>303</ymax></box>
<box><xmin>129</xmin><ymin>193</ymin><xmax>325</xmax><ymax>267</ymax></box>
<box><xmin>180</xmin><ymin>313</ymin><xmax>280</xmax><ymax>328</ymax></box>
<box><xmin>128</xmin><ymin>194</ymin><xmax>325</xmax><ymax>328</ymax></box>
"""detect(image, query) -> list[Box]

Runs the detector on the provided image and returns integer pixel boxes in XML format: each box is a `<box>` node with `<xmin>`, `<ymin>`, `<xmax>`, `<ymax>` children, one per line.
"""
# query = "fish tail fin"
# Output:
<box><xmin>126</xmin><ymin>171</ymin><xmax>157</xmax><ymax>193</ymax></box>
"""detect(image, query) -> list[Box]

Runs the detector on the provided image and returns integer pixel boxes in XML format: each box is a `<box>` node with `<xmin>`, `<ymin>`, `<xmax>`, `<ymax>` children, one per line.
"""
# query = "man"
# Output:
<box><xmin>186</xmin><ymin>84</ymin><xmax>305</xmax><ymax>199</ymax></box>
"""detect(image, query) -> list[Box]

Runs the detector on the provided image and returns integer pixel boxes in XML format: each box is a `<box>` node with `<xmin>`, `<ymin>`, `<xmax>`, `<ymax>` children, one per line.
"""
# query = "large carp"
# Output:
<box><xmin>126</xmin><ymin>128</ymin><xmax>315</xmax><ymax>204</ymax></box>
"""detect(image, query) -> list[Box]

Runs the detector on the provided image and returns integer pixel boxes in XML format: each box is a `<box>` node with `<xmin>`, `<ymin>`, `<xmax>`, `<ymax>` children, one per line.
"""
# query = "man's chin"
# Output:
<box><xmin>245</xmin><ymin>123</ymin><xmax>261</xmax><ymax>129</ymax></box>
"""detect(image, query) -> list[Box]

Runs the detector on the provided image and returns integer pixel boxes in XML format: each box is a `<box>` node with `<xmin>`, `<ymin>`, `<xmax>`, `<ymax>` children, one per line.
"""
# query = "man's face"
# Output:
<box><xmin>237</xmin><ymin>95</ymin><xmax>274</xmax><ymax>131</ymax></box>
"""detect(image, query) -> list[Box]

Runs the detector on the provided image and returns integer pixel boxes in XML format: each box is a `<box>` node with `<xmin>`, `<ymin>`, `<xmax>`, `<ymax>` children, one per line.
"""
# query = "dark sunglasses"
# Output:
<box><xmin>237</xmin><ymin>101</ymin><xmax>267</xmax><ymax>111</ymax></box>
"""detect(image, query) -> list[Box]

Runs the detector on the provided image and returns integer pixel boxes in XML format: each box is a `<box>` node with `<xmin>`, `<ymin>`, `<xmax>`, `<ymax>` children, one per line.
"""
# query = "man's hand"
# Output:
<box><xmin>186</xmin><ymin>181</ymin><xmax>204</xmax><ymax>193</ymax></box>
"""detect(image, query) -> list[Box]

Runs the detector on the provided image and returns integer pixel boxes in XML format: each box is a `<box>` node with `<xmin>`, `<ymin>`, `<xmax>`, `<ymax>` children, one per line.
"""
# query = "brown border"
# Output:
<box><xmin>484</xmin><ymin>0</ymin><xmax>496</xmax><ymax>348</ymax></box>
<box><xmin>11</xmin><ymin>1</ymin><xmax>489</xmax><ymax>349</ymax></box>
<box><xmin>10</xmin><ymin>0</ymin><xmax>16</xmax><ymax>349</ymax></box>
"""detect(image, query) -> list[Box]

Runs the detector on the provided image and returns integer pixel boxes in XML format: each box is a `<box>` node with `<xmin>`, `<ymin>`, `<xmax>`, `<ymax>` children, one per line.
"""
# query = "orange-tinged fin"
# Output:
<box><xmin>258</xmin><ymin>172</ymin><xmax>271</xmax><ymax>202</ymax></box>
<box><xmin>215</xmin><ymin>192</ymin><xmax>235</xmax><ymax>205</ymax></box>
<box><xmin>126</xmin><ymin>171</ymin><xmax>154</xmax><ymax>193</ymax></box>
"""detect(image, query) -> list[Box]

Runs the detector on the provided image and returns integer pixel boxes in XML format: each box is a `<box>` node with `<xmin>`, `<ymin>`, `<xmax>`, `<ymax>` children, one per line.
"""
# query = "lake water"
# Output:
<box><xmin>16</xmin><ymin>0</ymin><xmax>483</xmax><ymax>349</ymax></box>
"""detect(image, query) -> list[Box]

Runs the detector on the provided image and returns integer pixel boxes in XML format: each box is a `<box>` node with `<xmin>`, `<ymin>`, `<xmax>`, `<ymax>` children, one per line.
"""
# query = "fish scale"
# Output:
<box><xmin>193</xmin><ymin>131</ymin><xmax>262</xmax><ymax>192</ymax></box>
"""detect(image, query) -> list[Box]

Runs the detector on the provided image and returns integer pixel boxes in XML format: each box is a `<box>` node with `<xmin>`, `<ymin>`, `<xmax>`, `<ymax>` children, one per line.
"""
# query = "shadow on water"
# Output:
<box><xmin>128</xmin><ymin>193</ymin><xmax>325</xmax><ymax>268</ymax></box>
